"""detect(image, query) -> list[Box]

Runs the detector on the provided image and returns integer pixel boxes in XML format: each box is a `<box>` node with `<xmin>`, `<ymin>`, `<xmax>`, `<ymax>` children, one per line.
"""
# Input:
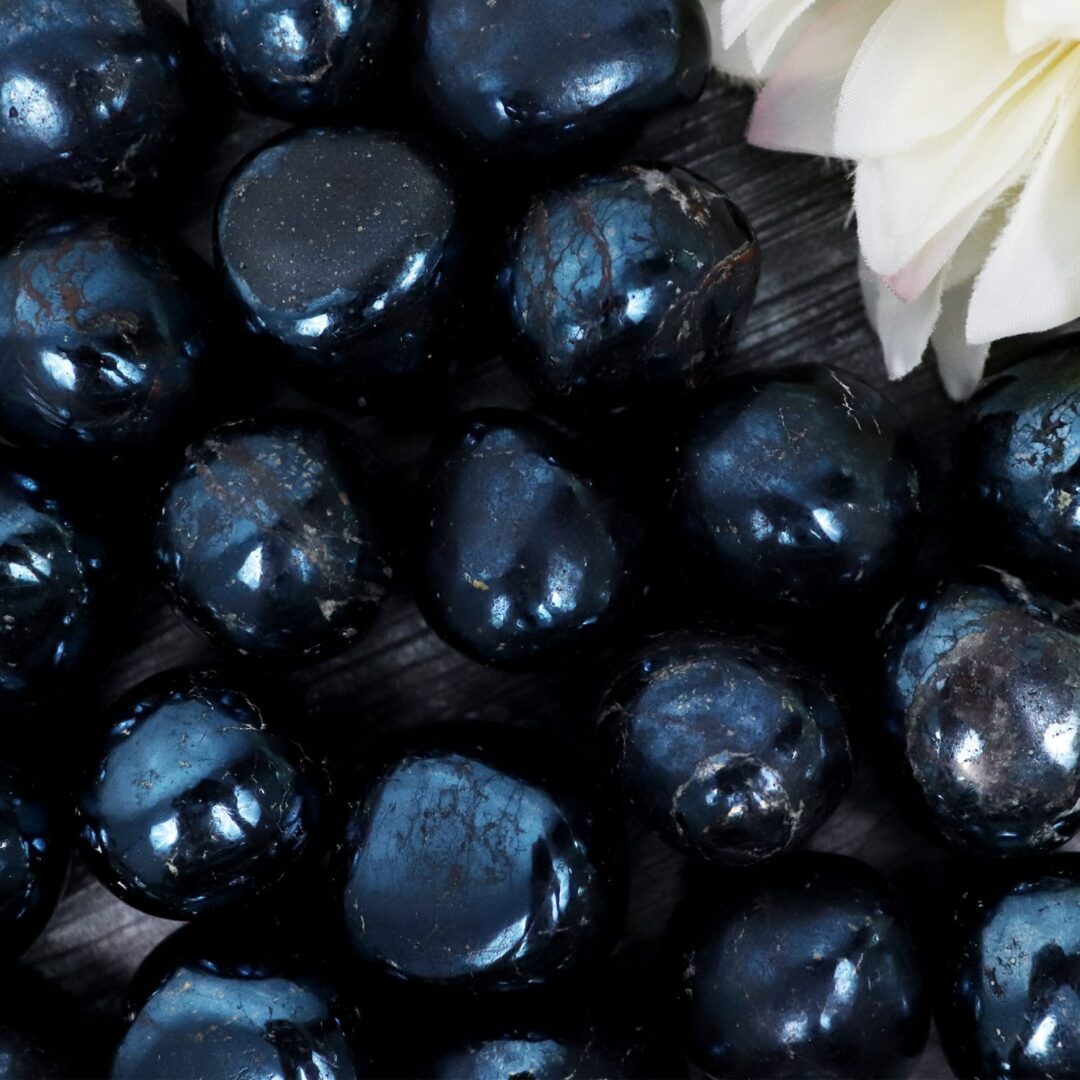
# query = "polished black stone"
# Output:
<box><xmin>215</xmin><ymin>127</ymin><xmax>461</xmax><ymax>406</ymax></box>
<box><xmin>599</xmin><ymin>630</ymin><xmax>852</xmax><ymax>866</ymax></box>
<box><xmin>0</xmin><ymin>457</ymin><xmax>106</xmax><ymax>711</ymax></box>
<box><xmin>502</xmin><ymin>164</ymin><xmax>759</xmax><ymax>415</ymax></box>
<box><xmin>939</xmin><ymin>858</ymin><xmax>1080</xmax><ymax>1080</ymax></box>
<box><xmin>78</xmin><ymin>669</ymin><xmax>320</xmax><ymax>920</ymax></box>
<box><xmin>189</xmin><ymin>0</ymin><xmax>401</xmax><ymax>122</ymax></box>
<box><xmin>960</xmin><ymin>345</ymin><xmax>1080</xmax><ymax>598</ymax></box>
<box><xmin>0</xmin><ymin>763</ymin><xmax>65</xmax><ymax>959</ymax></box>
<box><xmin>0</xmin><ymin>0</ymin><xmax>199</xmax><ymax>198</ymax></box>
<box><xmin>674</xmin><ymin>854</ymin><xmax>928</xmax><ymax>1079</ymax></box>
<box><xmin>414</xmin><ymin>0</ymin><xmax>711</xmax><ymax>165</ymax></box>
<box><xmin>155</xmin><ymin>416</ymin><xmax>392</xmax><ymax>661</ymax></box>
<box><xmin>0</xmin><ymin>218</ymin><xmax>210</xmax><ymax>467</ymax></box>
<box><xmin>671</xmin><ymin>364</ymin><xmax>923</xmax><ymax>619</ymax></box>
<box><xmin>882</xmin><ymin>575</ymin><xmax>1080</xmax><ymax>857</ymax></box>
<box><xmin>338</xmin><ymin>728</ymin><xmax>626</xmax><ymax>989</ymax></box>
<box><xmin>416</xmin><ymin>409</ymin><xmax>642</xmax><ymax>667</ymax></box>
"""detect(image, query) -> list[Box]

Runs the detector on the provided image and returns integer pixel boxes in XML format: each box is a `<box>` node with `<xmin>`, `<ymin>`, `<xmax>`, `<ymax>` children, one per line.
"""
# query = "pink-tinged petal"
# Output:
<box><xmin>968</xmin><ymin>96</ymin><xmax>1080</xmax><ymax>343</ymax></box>
<box><xmin>1005</xmin><ymin>0</ymin><xmax>1080</xmax><ymax>53</ymax></box>
<box><xmin>744</xmin><ymin>0</ymin><xmax>820</xmax><ymax>76</ymax></box>
<box><xmin>932</xmin><ymin>281</ymin><xmax>990</xmax><ymax>401</ymax></box>
<box><xmin>859</xmin><ymin>258</ymin><xmax>943</xmax><ymax>381</ymax></box>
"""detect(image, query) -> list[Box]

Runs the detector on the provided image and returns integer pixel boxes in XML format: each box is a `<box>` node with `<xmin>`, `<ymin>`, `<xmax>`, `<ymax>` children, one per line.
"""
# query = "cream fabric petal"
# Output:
<box><xmin>859</xmin><ymin>258</ymin><xmax>943</xmax><ymax>382</ymax></box>
<box><xmin>1005</xmin><ymin>0</ymin><xmax>1080</xmax><ymax>53</ymax></box>
<box><xmin>719</xmin><ymin>0</ymin><xmax>788</xmax><ymax>49</ymax></box>
<box><xmin>709</xmin><ymin>4</ymin><xmax>762</xmax><ymax>79</ymax></box>
<box><xmin>932</xmin><ymin>281</ymin><xmax>990</xmax><ymax>401</ymax></box>
<box><xmin>743</xmin><ymin>0</ymin><xmax>821</xmax><ymax>75</ymax></box>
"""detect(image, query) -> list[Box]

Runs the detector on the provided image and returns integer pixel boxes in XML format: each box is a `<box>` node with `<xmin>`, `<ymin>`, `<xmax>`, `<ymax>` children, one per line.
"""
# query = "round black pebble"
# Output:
<box><xmin>0</xmin><ymin>0</ymin><xmax>199</xmax><ymax>198</ymax></box>
<box><xmin>78</xmin><ymin>670</ymin><xmax>320</xmax><ymax>920</ymax></box>
<box><xmin>215</xmin><ymin>127</ymin><xmax>461</xmax><ymax>406</ymax></box>
<box><xmin>671</xmin><ymin>364</ymin><xmax>923</xmax><ymax>620</ymax></box>
<box><xmin>414</xmin><ymin>0</ymin><xmax>711</xmax><ymax>166</ymax></box>
<box><xmin>599</xmin><ymin>630</ymin><xmax>852</xmax><ymax>865</ymax></box>
<box><xmin>189</xmin><ymin>0</ymin><xmax>401</xmax><ymax>122</ymax></box>
<box><xmin>939</xmin><ymin>857</ymin><xmax>1080</xmax><ymax>1080</ymax></box>
<box><xmin>502</xmin><ymin>164</ymin><xmax>759</xmax><ymax>415</ymax></box>
<box><xmin>416</xmin><ymin>409</ymin><xmax>642</xmax><ymax>667</ymax></box>
<box><xmin>882</xmin><ymin>574</ymin><xmax>1080</xmax><ymax>857</ymax></box>
<box><xmin>155</xmin><ymin>416</ymin><xmax>392</xmax><ymax>661</ymax></box>
<box><xmin>338</xmin><ymin>727</ymin><xmax>626</xmax><ymax>990</ymax></box>
<box><xmin>674</xmin><ymin>854</ymin><xmax>928</xmax><ymax>1079</ymax></box>
<box><xmin>0</xmin><ymin>218</ymin><xmax>211</xmax><ymax>467</ymax></box>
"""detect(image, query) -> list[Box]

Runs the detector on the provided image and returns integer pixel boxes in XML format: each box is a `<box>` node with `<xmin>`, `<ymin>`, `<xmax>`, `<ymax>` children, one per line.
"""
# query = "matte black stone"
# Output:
<box><xmin>599</xmin><ymin>630</ymin><xmax>852</xmax><ymax>866</ymax></box>
<box><xmin>674</xmin><ymin>854</ymin><xmax>928</xmax><ymax>1079</ymax></box>
<box><xmin>671</xmin><ymin>364</ymin><xmax>923</xmax><ymax>619</ymax></box>
<box><xmin>414</xmin><ymin>0</ymin><xmax>711</xmax><ymax>165</ymax></box>
<box><xmin>154</xmin><ymin>415</ymin><xmax>392</xmax><ymax>661</ymax></box>
<box><xmin>882</xmin><ymin>574</ymin><xmax>1080</xmax><ymax>857</ymax></box>
<box><xmin>940</xmin><ymin>858</ymin><xmax>1080</xmax><ymax>1080</ymax></box>
<box><xmin>0</xmin><ymin>218</ymin><xmax>211</xmax><ymax>467</ymax></box>
<box><xmin>338</xmin><ymin>727</ymin><xmax>626</xmax><ymax>990</ymax></box>
<box><xmin>0</xmin><ymin>0</ymin><xmax>199</xmax><ymax>198</ymax></box>
<box><xmin>416</xmin><ymin>409</ymin><xmax>643</xmax><ymax>667</ymax></box>
<box><xmin>78</xmin><ymin>669</ymin><xmax>320</xmax><ymax>920</ymax></box>
<box><xmin>502</xmin><ymin>164</ymin><xmax>759</xmax><ymax>415</ymax></box>
<box><xmin>189</xmin><ymin>0</ymin><xmax>402</xmax><ymax>122</ymax></box>
<box><xmin>215</xmin><ymin>127</ymin><xmax>461</xmax><ymax>406</ymax></box>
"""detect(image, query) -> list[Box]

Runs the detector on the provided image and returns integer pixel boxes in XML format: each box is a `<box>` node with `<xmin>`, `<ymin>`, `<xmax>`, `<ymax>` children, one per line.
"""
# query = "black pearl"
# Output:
<box><xmin>674</xmin><ymin>854</ymin><xmax>928</xmax><ymax>1079</ymax></box>
<box><xmin>0</xmin><ymin>456</ymin><xmax>106</xmax><ymax>712</ymax></box>
<box><xmin>882</xmin><ymin>574</ymin><xmax>1080</xmax><ymax>857</ymax></box>
<box><xmin>416</xmin><ymin>409</ymin><xmax>643</xmax><ymax>667</ymax></box>
<box><xmin>0</xmin><ymin>0</ymin><xmax>199</xmax><ymax>198</ymax></box>
<box><xmin>671</xmin><ymin>364</ymin><xmax>923</xmax><ymax>620</ymax></box>
<box><xmin>154</xmin><ymin>416</ymin><xmax>392</xmax><ymax>661</ymax></box>
<box><xmin>939</xmin><ymin>857</ymin><xmax>1080</xmax><ymax>1080</ymax></box>
<box><xmin>0</xmin><ymin>219</ymin><xmax>211</xmax><ymax>468</ymax></box>
<box><xmin>78</xmin><ymin>669</ymin><xmax>320</xmax><ymax>920</ymax></box>
<box><xmin>215</xmin><ymin>127</ymin><xmax>461</xmax><ymax>407</ymax></box>
<box><xmin>338</xmin><ymin>727</ymin><xmax>626</xmax><ymax>990</ymax></box>
<box><xmin>599</xmin><ymin>630</ymin><xmax>852</xmax><ymax>866</ymax></box>
<box><xmin>189</xmin><ymin>0</ymin><xmax>401</xmax><ymax>123</ymax></box>
<box><xmin>959</xmin><ymin>345</ymin><xmax>1080</xmax><ymax>598</ymax></box>
<box><xmin>0</xmin><ymin>763</ymin><xmax>66</xmax><ymax>959</ymax></box>
<box><xmin>414</xmin><ymin>0</ymin><xmax>711</xmax><ymax>166</ymax></box>
<box><xmin>502</xmin><ymin>165</ymin><xmax>759</xmax><ymax>415</ymax></box>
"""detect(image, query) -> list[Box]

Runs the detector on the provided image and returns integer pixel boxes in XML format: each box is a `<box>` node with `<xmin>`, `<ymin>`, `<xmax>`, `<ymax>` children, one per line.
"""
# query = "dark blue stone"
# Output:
<box><xmin>882</xmin><ymin>574</ymin><xmax>1080</xmax><ymax>857</ymax></box>
<box><xmin>940</xmin><ymin>858</ymin><xmax>1080</xmax><ymax>1080</ymax></box>
<box><xmin>189</xmin><ymin>0</ymin><xmax>402</xmax><ymax>122</ymax></box>
<box><xmin>0</xmin><ymin>218</ymin><xmax>211</xmax><ymax>468</ymax></box>
<box><xmin>502</xmin><ymin>164</ymin><xmax>759</xmax><ymax>415</ymax></box>
<box><xmin>0</xmin><ymin>0</ymin><xmax>199</xmax><ymax>198</ymax></box>
<box><xmin>416</xmin><ymin>409</ymin><xmax>643</xmax><ymax>667</ymax></box>
<box><xmin>338</xmin><ymin>728</ymin><xmax>626</xmax><ymax>989</ymax></box>
<box><xmin>78</xmin><ymin>669</ymin><xmax>320</xmax><ymax>920</ymax></box>
<box><xmin>599</xmin><ymin>630</ymin><xmax>852</xmax><ymax>866</ymax></box>
<box><xmin>674</xmin><ymin>854</ymin><xmax>928</xmax><ymax>1079</ymax></box>
<box><xmin>414</xmin><ymin>0</ymin><xmax>711</xmax><ymax>165</ymax></box>
<box><xmin>215</xmin><ymin>127</ymin><xmax>461</xmax><ymax>407</ymax></box>
<box><xmin>671</xmin><ymin>364</ymin><xmax>923</xmax><ymax>620</ymax></box>
<box><xmin>154</xmin><ymin>416</ymin><xmax>392</xmax><ymax>661</ymax></box>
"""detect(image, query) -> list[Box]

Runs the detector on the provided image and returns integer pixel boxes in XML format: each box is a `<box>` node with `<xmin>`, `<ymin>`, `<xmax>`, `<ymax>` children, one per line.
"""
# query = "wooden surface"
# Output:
<box><xmin>17</xmin><ymin>56</ymin><xmax>1074</xmax><ymax>1078</ymax></box>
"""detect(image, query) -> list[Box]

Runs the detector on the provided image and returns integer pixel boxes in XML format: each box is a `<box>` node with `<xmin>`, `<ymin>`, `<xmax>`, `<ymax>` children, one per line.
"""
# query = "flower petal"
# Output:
<box><xmin>1005</xmin><ymin>0</ymin><xmax>1080</xmax><ymax>53</ymax></box>
<box><xmin>743</xmin><ymin>0</ymin><xmax>821</xmax><ymax>76</ymax></box>
<box><xmin>933</xmin><ymin>281</ymin><xmax>990</xmax><ymax>401</ymax></box>
<box><xmin>718</xmin><ymin>0</ymin><xmax>789</xmax><ymax>49</ymax></box>
<box><xmin>859</xmin><ymin>258</ymin><xmax>943</xmax><ymax>381</ymax></box>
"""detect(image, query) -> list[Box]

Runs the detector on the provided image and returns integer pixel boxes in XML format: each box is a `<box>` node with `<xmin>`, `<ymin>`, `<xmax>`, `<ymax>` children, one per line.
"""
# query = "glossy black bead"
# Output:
<box><xmin>674</xmin><ymin>854</ymin><xmax>928</xmax><ymax>1079</ymax></box>
<box><xmin>882</xmin><ymin>574</ymin><xmax>1080</xmax><ymax>857</ymax></box>
<box><xmin>155</xmin><ymin>416</ymin><xmax>392</xmax><ymax>661</ymax></box>
<box><xmin>414</xmin><ymin>0</ymin><xmax>711</xmax><ymax>166</ymax></box>
<box><xmin>0</xmin><ymin>456</ymin><xmax>106</xmax><ymax>711</ymax></box>
<box><xmin>671</xmin><ymin>364</ymin><xmax>923</xmax><ymax>619</ymax></box>
<box><xmin>960</xmin><ymin>345</ymin><xmax>1080</xmax><ymax>598</ymax></box>
<box><xmin>78</xmin><ymin>669</ymin><xmax>320</xmax><ymax>920</ymax></box>
<box><xmin>0</xmin><ymin>0</ymin><xmax>199</xmax><ymax>198</ymax></box>
<box><xmin>0</xmin><ymin>219</ymin><xmax>211</xmax><ymax>467</ymax></box>
<box><xmin>338</xmin><ymin>727</ymin><xmax>626</xmax><ymax>989</ymax></box>
<box><xmin>600</xmin><ymin>630</ymin><xmax>852</xmax><ymax>866</ymax></box>
<box><xmin>502</xmin><ymin>164</ymin><xmax>759</xmax><ymax>415</ymax></box>
<box><xmin>939</xmin><ymin>858</ymin><xmax>1080</xmax><ymax>1080</ymax></box>
<box><xmin>215</xmin><ymin>127</ymin><xmax>461</xmax><ymax>406</ymax></box>
<box><xmin>189</xmin><ymin>0</ymin><xmax>401</xmax><ymax>122</ymax></box>
<box><xmin>416</xmin><ymin>409</ymin><xmax>642</xmax><ymax>667</ymax></box>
